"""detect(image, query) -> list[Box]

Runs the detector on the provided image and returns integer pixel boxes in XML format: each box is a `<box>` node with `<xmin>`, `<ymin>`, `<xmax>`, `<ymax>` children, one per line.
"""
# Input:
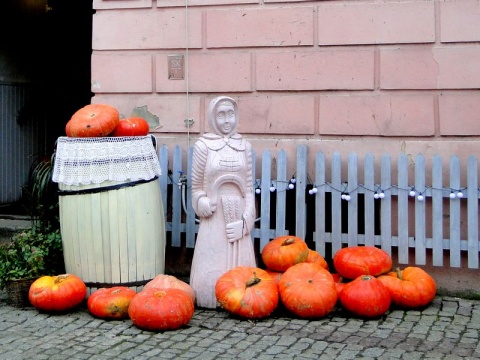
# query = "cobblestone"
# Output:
<box><xmin>1</xmin><ymin>294</ymin><xmax>480</xmax><ymax>359</ymax></box>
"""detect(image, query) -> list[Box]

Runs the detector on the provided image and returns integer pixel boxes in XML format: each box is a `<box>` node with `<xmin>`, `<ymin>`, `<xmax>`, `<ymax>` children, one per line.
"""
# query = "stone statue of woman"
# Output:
<box><xmin>189</xmin><ymin>96</ymin><xmax>257</xmax><ymax>309</ymax></box>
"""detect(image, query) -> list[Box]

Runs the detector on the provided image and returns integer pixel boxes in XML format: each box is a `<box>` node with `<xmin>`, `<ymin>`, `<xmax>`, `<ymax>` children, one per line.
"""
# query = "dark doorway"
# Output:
<box><xmin>0</xmin><ymin>0</ymin><xmax>93</xmax><ymax>210</ymax></box>
<box><xmin>1</xmin><ymin>0</ymin><xmax>93</xmax><ymax>148</ymax></box>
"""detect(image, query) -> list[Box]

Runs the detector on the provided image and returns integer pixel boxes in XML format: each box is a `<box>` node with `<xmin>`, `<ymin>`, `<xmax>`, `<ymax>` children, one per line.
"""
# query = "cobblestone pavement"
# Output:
<box><xmin>1</xmin><ymin>293</ymin><xmax>479</xmax><ymax>360</ymax></box>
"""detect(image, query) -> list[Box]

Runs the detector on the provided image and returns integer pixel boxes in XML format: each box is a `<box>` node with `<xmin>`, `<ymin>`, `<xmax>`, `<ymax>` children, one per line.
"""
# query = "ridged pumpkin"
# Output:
<box><xmin>65</xmin><ymin>104</ymin><xmax>120</xmax><ymax>137</ymax></box>
<box><xmin>261</xmin><ymin>235</ymin><xmax>309</xmax><ymax>272</ymax></box>
<box><xmin>377</xmin><ymin>267</ymin><xmax>436</xmax><ymax>309</ymax></box>
<box><xmin>278</xmin><ymin>262</ymin><xmax>337</xmax><ymax>319</ymax></box>
<box><xmin>144</xmin><ymin>274</ymin><xmax>195</xmax><ymax>304</ymax></box>
<box><xmin>333</xmin><ymin>246</ymin><xmax>392</xmax><ymax>279</ymax></box>
<box><xmin>215</xmin><ymin>266</ymin><xmax>279</xmax><ymax>319</ymax></box>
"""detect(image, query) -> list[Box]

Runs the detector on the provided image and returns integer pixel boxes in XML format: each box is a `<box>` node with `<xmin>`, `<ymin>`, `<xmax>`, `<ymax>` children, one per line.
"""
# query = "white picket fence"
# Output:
<box><xmin>157</xmin><ymin>144</ymin><xmax>480</xmax><ymax>270</ymax></box>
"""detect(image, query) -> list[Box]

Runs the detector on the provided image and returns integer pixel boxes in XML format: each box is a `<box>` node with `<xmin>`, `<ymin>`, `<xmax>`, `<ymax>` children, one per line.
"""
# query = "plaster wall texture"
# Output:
<box><xmin>90</xmin><ymin>0</ymin><xmax>480</xmax><ymax>164</ymax></box>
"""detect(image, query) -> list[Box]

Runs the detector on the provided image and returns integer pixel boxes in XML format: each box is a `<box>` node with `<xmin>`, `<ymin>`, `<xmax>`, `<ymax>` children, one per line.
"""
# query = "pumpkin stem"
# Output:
<box><xmin>281</xmin><ymin>238</ymin><xmax>295</xmax><ymax>246</ymax></box>
<box><xmin>395</xmin><ymin>267</ymin><xmax>403</xmax><ymax>280</ymax></box>
<box><xmin>54</xmin><ymin>274</ymin><xmax>70</xmax><ymax>284</ymax></box>
<box><xmin>245</xmin><ymin>271</ymin><xmax>261</xmax><ymax>288</ymax></box>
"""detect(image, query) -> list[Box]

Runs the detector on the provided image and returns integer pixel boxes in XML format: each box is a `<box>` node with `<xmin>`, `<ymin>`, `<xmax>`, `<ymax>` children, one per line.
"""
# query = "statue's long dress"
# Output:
<box><xmin>189</xmin><ymin>133</ymin><xmax>257</xmax><ymax>308</ymax></box>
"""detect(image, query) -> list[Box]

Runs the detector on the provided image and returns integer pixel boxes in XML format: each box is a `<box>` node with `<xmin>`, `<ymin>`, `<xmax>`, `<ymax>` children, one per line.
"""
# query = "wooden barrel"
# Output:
<box><xmin>53</xmin><ymin>136</ymin><xmax>165</xmax><ymax>294</ymax></box>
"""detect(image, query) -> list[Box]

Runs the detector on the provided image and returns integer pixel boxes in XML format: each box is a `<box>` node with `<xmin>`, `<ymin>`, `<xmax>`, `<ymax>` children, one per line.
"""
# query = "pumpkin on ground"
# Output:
<box><xmin>87</xmin><ymin>286</ymin><xmax>137</xmax><ymax>320</ymax></box>
<box><xmin>261</xmin><ymin>235</ymin><xmax>309</xmax><ymax>272</ymax></box>
<box><xmin>29</xmin><ymin>274</ymin><xmax>87</xmax><ymax>312</ymax></box>
<box><xmin>112</xmin><ymin>117</ymin><xmax>150</xmax><ymax>137</ymax></box>
<box><xmin>65</xmin><ymin>103</ymin><xmax>120</xmax><ymax>137</ymax></box>
<box><xmin>215</xmin><ymin>266</ymin><xmax>278</xmax><ymax>319</ymax></box>
<box><xmin>333</xmin><ymin>246</ymin><xmax>392</xmax><ymax>279</ymax></box>
<box><xmin>278</xmin><ymin>262</ymin><xmax>337</xmax><ymax>319</ymax></box>
<box><xmin>144</xmin><ymin>274</ymin><xmax>195</xmax><ymax>304</ymax></box>
<box><xmin>305</xmin><ymin>249</ymin><xmax>329</xmax><ymax>270</ymax></box>
<box><xmin>339</xmin><ymin>275</ymin><xmax>391</xmax><ymax>318</ymax></box>
<box><xmin>377</xmin><ymin>267</ymin><xmax>437</xmax><ymax>309</ymax></box>
<box><xmin>128</xmin><ymin>288</ymin><xmax>194</xmax><ymax>331</ymax></box>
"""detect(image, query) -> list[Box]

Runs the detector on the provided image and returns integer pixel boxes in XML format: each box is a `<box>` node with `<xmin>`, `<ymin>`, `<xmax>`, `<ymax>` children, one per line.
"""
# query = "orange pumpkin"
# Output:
<box><xmin>377</xmin><ymin>267</ymin><xmax>436</xmax><ymax>309</ymax></box>
<box><xmin>333</xmin><ymin>246</ymin><xmax>392</xmax><ymax>279</ymax></box>
<box><xmin>128</xmin><ymin>288</ymin><xmax>194</xmax><ymax>331</ymax></box>
<box><xmin>87</xmin><ymin>286</ymin><xmax>137</xmax><ymax>320</ymax></box>
<box><xmin>278</xmin><ymin>262</ymin><xmax>337</xmax><ymax>319</ymax></box>
<box><xmin>215</xmin><ymin>266</ymin><xmax>279</xmax><ymax>319</ymax></box>
<box><xmin>112</xmin><ymin>117</ymin><xmax>150</xmax><ymax>136</ymax></box>
<box><xmin>65</xmin><ymin>104</ymin><xmax>120</xmax><ymax>137</ymax></box>
<box><xmin>339</xmin><ymin>275</ymin><xmax>391</xmax><ymax>318</ymax></box>
<box><xmin>261</xmin><ymin>235</ymin><xmax>309</xmax><ymax>272</ymax></box>
<box><xmin>29</xmin><ymin>274</ymin><xmax>87</xmax><ymax>312</ymax></box>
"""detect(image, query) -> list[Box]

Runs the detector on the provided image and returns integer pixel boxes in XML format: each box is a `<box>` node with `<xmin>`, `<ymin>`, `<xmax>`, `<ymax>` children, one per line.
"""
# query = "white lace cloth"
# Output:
<box><xmin>52</xmin><ymin>136</ymin><xmax>161</xmax><ymax>186</ymax></box>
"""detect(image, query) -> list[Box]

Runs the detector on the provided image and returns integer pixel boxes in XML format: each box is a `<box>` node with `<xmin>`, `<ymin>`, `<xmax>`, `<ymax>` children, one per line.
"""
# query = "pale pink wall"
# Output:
<box><xmin>90</xmin><ymin>0</ymin><xmax>480</xmax><ymax>170</ymax></box>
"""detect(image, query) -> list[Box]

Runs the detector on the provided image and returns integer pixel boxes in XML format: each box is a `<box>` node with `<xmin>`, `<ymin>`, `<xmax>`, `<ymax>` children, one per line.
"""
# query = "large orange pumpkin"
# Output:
<box><xmin>87</xmin><ymin>286</ymin><xmax>137</xmax><ymax>320</ymax></box>
<box><xmin>377</xmin><ymin>267</ymin><xmax>436</xmax><ymax>309</ymax></box>
<box><xmin>65</xmin><ymin>104</ymin><xmax>120</xmax><ymax>137</ymax></box>
<box><xmin>215</xmin><ymin>266</ymin><xmax>278</xmax><ymax>319</ymax></box>
<box><xmin>278</xmin><ymin>262</ymin><xmax>337</xmax><ymax>319</ymax></box>
<box><xmin>128</xmin><ymin>288</ymin><xmax>194</xmax><ymax>331</ymax></box>
<box><xmin>261</xmin><ymin>235</ymin><xmax>309</xmax><ymax>272</ymax></box>
<box><xmin>333</xmin><ymin>245</ymin><xmax>392</xmax><ymax>279</ymax></box>
<box><xmin>29</xmin><ymin>274</ymin><xmax>87</xmax><ymax>312</ymax></box>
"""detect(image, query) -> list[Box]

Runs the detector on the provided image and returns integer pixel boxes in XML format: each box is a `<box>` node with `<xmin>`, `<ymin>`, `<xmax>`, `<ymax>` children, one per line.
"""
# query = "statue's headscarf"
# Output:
<box><xmin>207</xmin><ymin>96</ymin><xmax>239</xmax><ymax>136</ymax></box>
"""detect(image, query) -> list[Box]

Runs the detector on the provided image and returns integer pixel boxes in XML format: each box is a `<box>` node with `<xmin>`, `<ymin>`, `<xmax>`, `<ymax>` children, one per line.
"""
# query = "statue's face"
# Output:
<box><xmin>215</xmin><ymin>102</ymin><xmax>236</xmax><ymax>135</ymax></box>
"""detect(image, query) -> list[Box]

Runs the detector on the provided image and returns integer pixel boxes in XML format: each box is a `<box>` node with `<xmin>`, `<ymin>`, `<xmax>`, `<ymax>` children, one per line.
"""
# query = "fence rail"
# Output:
<box><xmin>157</xmin><ymin>144</ymin><xmax>480</xmax><ymax>270</ymax></box>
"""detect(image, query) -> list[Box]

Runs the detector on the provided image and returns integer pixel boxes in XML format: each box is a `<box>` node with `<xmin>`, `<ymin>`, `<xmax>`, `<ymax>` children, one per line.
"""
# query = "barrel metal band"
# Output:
<box><xmin>84</xmin><ymin>279</ymin><xmax>152</xmax><ymax>288</ymax></box>
<box><xmin>58</xmin><ymin>176</ymin><xmax>158</xmax><ymax>196</ymax></box>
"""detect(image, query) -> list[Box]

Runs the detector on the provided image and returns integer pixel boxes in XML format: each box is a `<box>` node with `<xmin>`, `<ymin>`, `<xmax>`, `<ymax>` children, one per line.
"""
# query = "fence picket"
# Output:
<box><xmin>331</xmin><ymin>152</ymin><xmax>343</xmax><ymax>254</ymax></box>
<box><xmin>432</xmin><ymin>155</ymin><xmax>444</xmax><ymax>266</ymax></box>
<box><xmin>275</xmin><ymin>150</ymin><xmax>288</xmax><ymax>238</ymax></box>
<box><xmin>364</xmin><ymin>153</ymin><xmax>375</xmax><ymax>247</ymax></box>
<box><xmin>347</xmin><ymin>153</ymin><xmax>358</xmax><ymax>247</ymax></box>
<box><xmin>314</xmin><ymin>152</ymin><xmax>326</xmax><ymax>255</ymax></box>
<box><xmin>259</xmin><ymin>150</ymin><xmax>272</xmax><ymax>250</ymax></box>
<box><xmin>381</xmin><ymin>154</ymin><xmax>392</xmax><ymax>256</ymax></box>
<box><xmin>295</xmin><ymin>145</ymin><xmax>308</xmax><ymax>240</ymax></box>
<box><xmin>467</xmin><ymin>156</ymin><xmax>479</xmax><ymax>268</ymax></box>
<box><xmin>397</xmin><ymin>154</ymin><xmax>409</xmax><ymax>264</ymax></box>
<box><xmin>450</xmin><ymin>156</ymin><xmax>461</xmax><ymax>267</ymax></box>
<box><xmin>415</xmin><ymin>154</ymin><xmax>427</xmax><ymax>265</ymax></box>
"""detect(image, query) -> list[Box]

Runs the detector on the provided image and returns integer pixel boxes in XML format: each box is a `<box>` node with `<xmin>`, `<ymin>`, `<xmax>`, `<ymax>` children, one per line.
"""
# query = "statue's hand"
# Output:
<box><xmin>226</xmin><ymin>220</ymin><xmax>244</xmax><ymax>243</ymax></box>
<box><xmin>198</xmin><ymin>197</ymin><xmax>216</xmax><ymax>218</ymax></box>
